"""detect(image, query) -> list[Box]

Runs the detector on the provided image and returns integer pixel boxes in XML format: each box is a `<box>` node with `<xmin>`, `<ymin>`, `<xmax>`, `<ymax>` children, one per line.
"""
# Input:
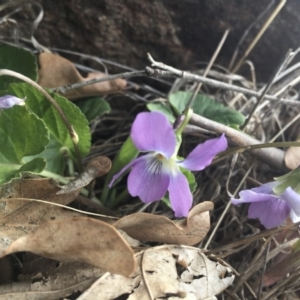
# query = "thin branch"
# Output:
<box><xmin>204</xmin><ymin>163</ymin><xmax>254</xmax><ymax>250</ymax></box>
<box><xmin>232</xmin><ymin>0</ymin><xmax>287</xmax><ymax>73</ymax></box>
<box><xmin>145</xmin><ymin>65</ymin><xmax>300</xmax><ymax>106</ymax></box>
<box><xmin>257</xmin><ymin>239</ymin><xmax>271</xmax><ymax>300</ymax></box>
<box><xmin>207</xmin><ymin>223</ymin><xmax>299</xmax><ymax>255</ymax></box>
<box><xmin>52</xmin><ymin>70</ymin><xmax>147</xmax><ymax>94</ymax></box>
<box><xmin>270</xmin><ymin>108</ymin><xmax>300</xmax><ymax>142</ymax></box>
<box><xmin>186</xmin><ymin>29</ymin><xmax>230</xmax><ymax>109</ymax></box>
<box><xmin>187</xmin><ymin>113</ymin><xmax>287</xmax><ymax>172</ymax></box>
<box><xmin>241</xmin><ymin>49</ymin><xmax>293</xmax><ymax>130</ymax></box>
<box><xmin>51</xmin><ymin>55</ymin><xmax>299</xmax><ymax>106</ymax></box>
<box><xmin>233</xmin><ymin>237</ymin><xmax>273</xmax><ymax>293</ymax></box>
<box><xmin>228</xmin><ymin>0</ymin><xmax>276</xmax><ymax>70</ymax></box>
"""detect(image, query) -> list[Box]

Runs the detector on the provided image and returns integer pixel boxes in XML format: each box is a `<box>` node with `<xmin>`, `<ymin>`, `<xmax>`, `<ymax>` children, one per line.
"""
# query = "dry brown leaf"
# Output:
<box><xmin>78</xmin><ymin>245</ymin><xmax>235</xmax><ymax>300</ymax></box>
<box><xmin>0</xmin><ymin>178</ymin><xmax>81</xmax><ymax>243</ymax></box>
<box><xmin>0</xmin><ymin>178</ymin><xmax>81</xmax><ymax>242</ymax></box>
<box><xmin>0</xmin><ymin>177</ymin><xmax>77</xmax><ymax>207</ymax></box>
<box><xmin>0</xmin><ymin>178</ymin><xmax>136</xmax><ymax>276</ymax></box>
<box><xmin>0</xmin><ymin>217</ymin><xmax>136</xmax><ymax>277</ymax></box>
<box><xmin>284</xmin><ymin>140</ymin><xmax>300</xmax><ymax>169</ymax></box>
<box><xmin>0</xmin><ymin>259</ymin><xmax>104</xmax><ymax>300</ymax></box>
<box><xmin>113</xmin><ymin>201</ymin><xmax>213</xmax><ymax>245</ymax></box>
<box><xmin>38</xmin><ymin>52</ymin><xmax>127</xmax><ymax>99</ymax></box>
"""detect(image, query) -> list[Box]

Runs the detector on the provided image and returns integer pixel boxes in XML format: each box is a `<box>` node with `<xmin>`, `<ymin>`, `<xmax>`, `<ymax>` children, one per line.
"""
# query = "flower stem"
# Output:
<box><xmin>175</xmin><ymin>108</ymin><xmax>193</xmax><ymax>136</ymax></box>
<box><xmin>108</xmin><ymin>188</ymin><xmax>129</xmax><ymax>209</ymax></box>
<box><xmin>172</xmin><ymin>108</ymin><xmax>193</xmax><ymax>157</ymax></box>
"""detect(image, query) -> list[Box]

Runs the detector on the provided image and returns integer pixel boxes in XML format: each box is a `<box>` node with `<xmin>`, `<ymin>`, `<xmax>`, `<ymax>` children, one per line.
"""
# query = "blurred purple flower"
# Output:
<box><xmin>231</xmin><ymin>182</ymin><xmax>300</xmax><ymax>228</ymax></box>
<box><xmin>0</xmin><ymin>95</ymin><xmax>25</xmax><ymax>109</ymax></box>
<box><xmin>109</xmin><ymin>111</ymin><xmax>228</xmax><ymax>217</ymax></box>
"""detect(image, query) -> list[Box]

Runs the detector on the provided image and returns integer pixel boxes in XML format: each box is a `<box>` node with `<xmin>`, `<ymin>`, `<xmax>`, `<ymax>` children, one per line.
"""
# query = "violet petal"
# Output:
<box><xmin>168</xmin><ymin>169</ymin><xmax>192</xmax><ymax>217</ymax></box>
<box><xmin>231</xmin><ymin>189</ymin><xmax>280</xmax><ymax>205</ymax></box>
<box><xmin>282</xmin><ymin>187</ymin><xmax>300</xmax><ymax>222</ymax></box>
<box><xmin>127</xmin><ymin>153</ymin><xmax>170</xmax><ymax>203</ymax></box>
<box><xmin>0</xmin><ymin>95</ymin><xmax>25</xmax><ymax>109</ymax></box>
<box><xmin>248</xmin><ymin>199</ymin><xmax>290</xmax><ymax>229</ymax></box>
<box><xmin>177</xmin><ymin>134</ymin><xmax>228</xmax><ymax>171</ymax></box>
<box><xmin>251</xmin><ymin>182</ymin><xmax>278</xmax><ymax>194</ymax></box>
<box><xmin>131</xmin><ymin>112</ymin><xmax>176</xmax><ymax>158</ymax></box>
<box><xmin>108</xmin><ymin>157</ymin><xmax>142</xmax><ymax>188</ymax></box>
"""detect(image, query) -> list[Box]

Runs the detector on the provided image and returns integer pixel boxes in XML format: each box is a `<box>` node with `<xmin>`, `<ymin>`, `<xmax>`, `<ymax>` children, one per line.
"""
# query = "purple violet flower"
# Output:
<box><xmin>231</xmin><ymin>182</ymin><xmax>300</xmax><ymax>229</ymax></box>
<box><xmin>109</xmin><ymin>111</ymin><xmax>228</xmax><ymax>217</ymax></box>
<box><xmin>0</xmin><ymin>95</ymin><xmax>25</xmax><ymax>109</ymax></box>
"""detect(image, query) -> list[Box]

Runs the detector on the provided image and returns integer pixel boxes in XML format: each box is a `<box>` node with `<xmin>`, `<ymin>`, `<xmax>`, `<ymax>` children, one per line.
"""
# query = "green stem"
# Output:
<box><xmin>175</xmin><ymin>108</ymin><xmax>193</xmax><ymax>136</ymax></box>
<box><xmin>40</xmin><ymin>170</ymin><xmax>70</xmax><ymax>183</ymax></box>
<box><xmin>108</xmin><ymin>188</ymin><xmax>129</xmax><ymax>209</ymax></box>
<box><xmin>172</xmin><ymin>108</ymin><xmax>193</xmax><ymax>158</ymax></box>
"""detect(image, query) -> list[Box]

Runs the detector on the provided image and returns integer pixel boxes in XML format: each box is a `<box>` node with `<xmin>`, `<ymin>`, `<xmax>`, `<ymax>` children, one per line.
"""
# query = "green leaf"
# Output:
<box><xmin>75</xmin><ymin>97</ymin><xmax>111</xmax><ymax>122</ymax></box>
<box><xmin>147</xmin><ymin>102</ymin><xmax>175</xmax><ymax>123</ymax></box>
<box><xmin>19</xmin><ymin>158</ymin><xmax>47</xmax><ymax>173</ymax></box>
<box><xmin>8</xmin><ymin>83</ymin><xmax>91</xmax><ymax>174</ymax></box>
<box><xmin>169</xmin><ymin>91</ymin><xmax>245</xmax><ymax>126</ymax></box>
<box><xmin>101</xmin><ymin>136</ymin><xmax>139</xmax><ymax>204</ymax></box>
<box><xmin>0</xmin><ymin>106</ymin><xmax>48</xmax><ymax>163</ymax></box>
<box><xmin>0</xmin><ymin>45</ymin><xmax>38</xmax><ymax>90</ymax></box>
<box><xmin>23</xmin><ymin>138</ymin><xmax>66</xmax><ymax>175</ymax></box>
<box><xmin>273</xmin><ymin>168</ymin><xmax>300</xmax><ymax>194</ymax></box>
<box><xmin>0</xmin><ymin>105</ymin><xmax>49</xmax><ymax>184</ymax></box>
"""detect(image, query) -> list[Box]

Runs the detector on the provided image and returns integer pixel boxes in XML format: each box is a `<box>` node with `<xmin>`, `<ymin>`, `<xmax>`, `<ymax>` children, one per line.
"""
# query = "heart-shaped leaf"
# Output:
<box><xmin>0</xmin><ymin>44</ymin><xmax>37</xmax><ymax>90</ymax></box>
<box><xmin>0</xmin><ymin>105</ymin><xmax>48</xmax><ymax>184</ymax></box>
<box><xmin>75</xmin><ymin>97</ymin><xmax>111</xmax><ymax>122</ymax></box>
<box><xmin>8</xmin><ymin>83</ymin><xmax>91</xmax><ymax>174</ymax></box>
<box><xmin>169</xmin><ymin>91</ymin><xmax>245</xmax><ymax>126</ymax></box>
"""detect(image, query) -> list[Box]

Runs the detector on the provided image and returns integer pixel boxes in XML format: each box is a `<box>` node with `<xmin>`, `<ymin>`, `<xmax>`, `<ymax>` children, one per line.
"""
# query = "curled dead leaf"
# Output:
<box><xmin>57</xmin><ymin>156</ymin><xmax>112</xmax><ymax>194</ymax></box>
<box><xmin>78</xmin><ymin>245</ymin><xmax>235</xmax><ymax>300</ymax></box>
<box><xmin>113</xmin><ymin>201</ymin><xmax>214</xmax><ymax>245</ymax></box>
<box><xmin>0</xmin><ymin>217</ymin><xmax>136</xmax><ymax>277</ymax></box>
<box><xmin>38</xmin><ymin>52</ymin><xmax>127</xmax><ymax>99</ymax></box>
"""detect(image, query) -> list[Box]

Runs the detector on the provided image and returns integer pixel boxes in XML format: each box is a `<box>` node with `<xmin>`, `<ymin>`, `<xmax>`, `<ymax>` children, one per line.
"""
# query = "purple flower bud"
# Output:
<box><xmin>0</xmin><ymin>95</ymin><xmax>26</xmax><ymax>109</ymax></box>
<box><xmin>173</xmin><ymin>114</ymin><xmax>185</xmax><ymax>130</ymax></box>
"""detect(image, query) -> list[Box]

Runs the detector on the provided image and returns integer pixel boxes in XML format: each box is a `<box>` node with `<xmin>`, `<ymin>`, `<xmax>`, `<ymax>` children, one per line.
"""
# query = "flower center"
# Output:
<box><xmin>151</xmin><ymin>152</ymin><xmax>178</xmax><ymax>176</ymax></box>
<box><xmin>156</xmin><ymin>153</ymin><xmax>165</xmax><ymax>161</ymax></box>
